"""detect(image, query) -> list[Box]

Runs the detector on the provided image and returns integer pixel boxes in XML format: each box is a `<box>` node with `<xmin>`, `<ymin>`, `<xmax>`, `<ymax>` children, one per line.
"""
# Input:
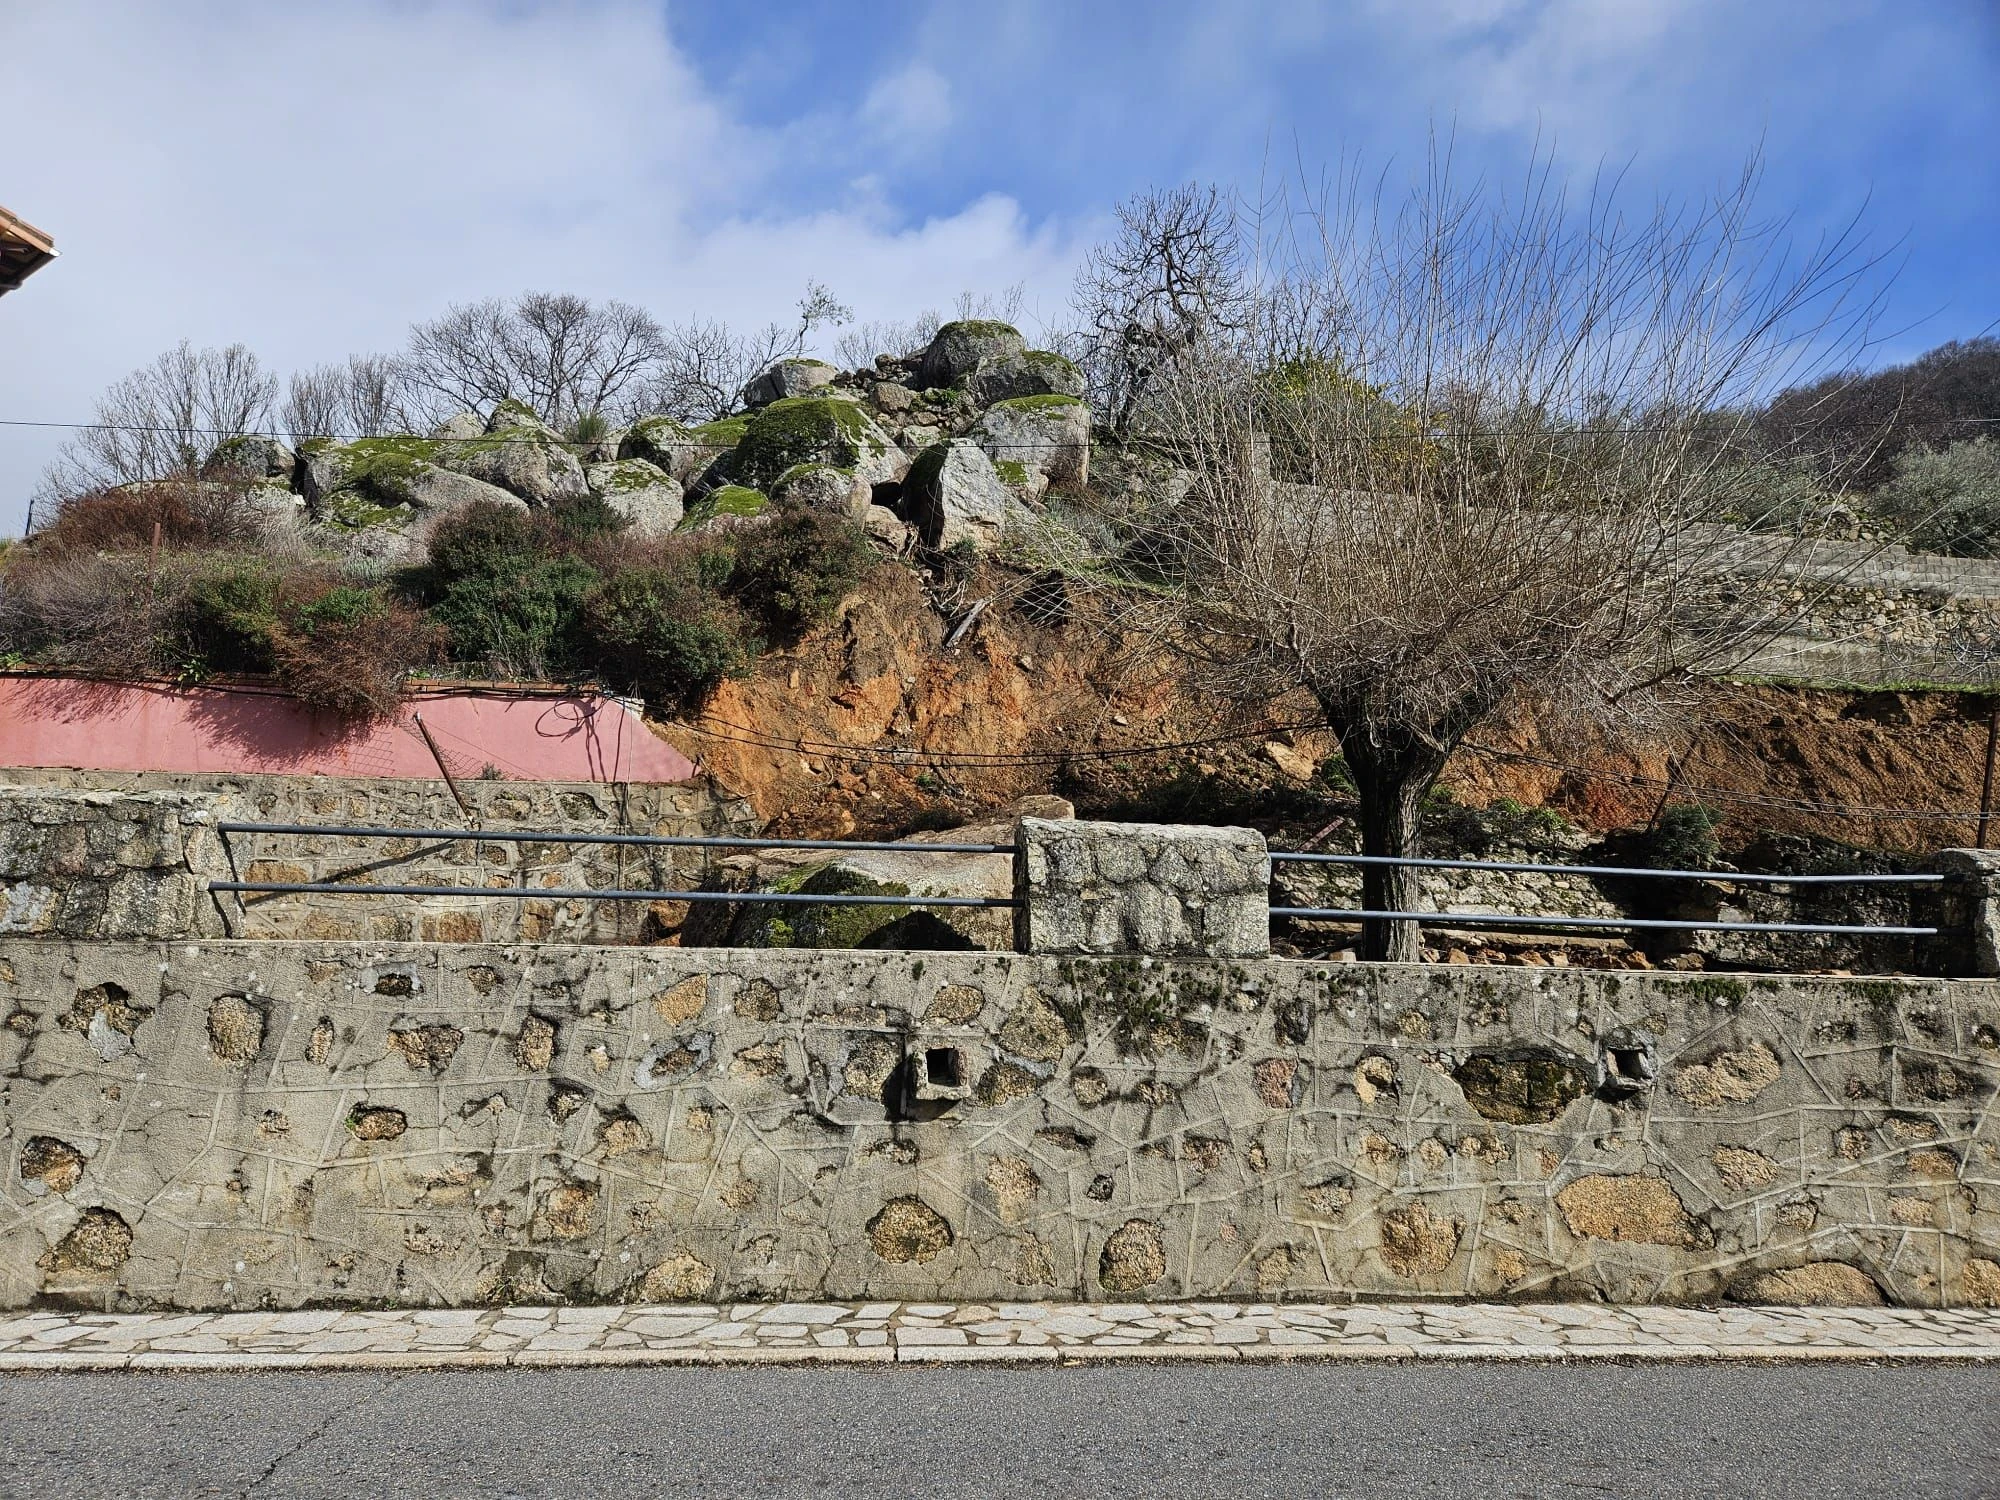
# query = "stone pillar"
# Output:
<box><xmin>1013</xmin><ymin>817</ymin><xmax>1270</xmax><ymax>958</ymax></box>
<box><xmin>0</xmin><ymin>787</ymin><xmax>228</xmax><ymax>941</ymax></box>
<box><xmin>1934</xmin><ymin>849</ymin><xmax>2000</xmax><ymax>976</ymax></box>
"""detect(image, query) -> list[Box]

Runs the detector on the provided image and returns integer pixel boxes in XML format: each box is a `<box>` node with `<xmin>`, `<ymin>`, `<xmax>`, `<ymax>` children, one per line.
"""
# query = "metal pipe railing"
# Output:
<box><xmin>1270</xmin><ymin>907</ymin><xmax>1937</xmax><ymax>936</ymax></box>
<box><xmin>216</xmin><ymin>823</ymin><xmax>1013</xmax><ymax>855</ymax></box>
<box><xmin>1268</xmin><ymin>851</ymin><xmax>1940</xmax><ymax>884</ymax></box>
<box><xmin>213</xmin><ymin>881</ymin><xmax>1018</xmax><ymax>909</ymax></box>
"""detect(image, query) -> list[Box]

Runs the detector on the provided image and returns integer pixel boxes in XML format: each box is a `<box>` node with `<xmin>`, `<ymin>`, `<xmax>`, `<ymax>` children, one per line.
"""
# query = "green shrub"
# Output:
<box><xmin>411</xmin><ymin>501</ymin><xmax>604</xmax><ymax>677</ymax></box>
<box><xmin>729</xmin><ymin>506</ymin><xmax>874</xmax><ymax>639</ymax></box>
<box><xmin>183</xmin><ymin>558</ymin><xmax>281</xmax><ymax>673</ymax></box>
<box><xmin>1866</xmin><ymin>438</ymin><xmax>2000</xmax><ymax>557</ymax></box>
<box><xmin>1638</xmin><ymin>803</ymin><xmax>1721</xmax><ymax>871</ymax></box>
<box><xmin>581</xmin><ymin>553</ymin><xmax>759</xmax><ymax>710</ymax></box>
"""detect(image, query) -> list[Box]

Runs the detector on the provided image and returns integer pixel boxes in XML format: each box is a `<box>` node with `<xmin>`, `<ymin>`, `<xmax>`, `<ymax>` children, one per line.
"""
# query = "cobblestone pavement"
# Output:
<box><xmin>1</xmin><ymin>1300</ymin><xmax>1996</xmax><ymax>1370</ymax></box>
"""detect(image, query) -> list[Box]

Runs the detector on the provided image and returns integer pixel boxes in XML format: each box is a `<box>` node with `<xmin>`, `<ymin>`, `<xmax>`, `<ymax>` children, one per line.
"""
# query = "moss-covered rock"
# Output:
<box><xmin>619</xmin><ymin>415</ymin><xmax>753</xmax><ymax>484</ymax></box>
<box><xmin>969</xmin><ymin>396</ymin><xmax>1091</xmax><ymax>493</ymax></box>
<box><xmin>485</xmin><ymin>398</ymin><xmax>560</xmax><ymax>440</ymax></box>
<box><xmin>919</xmin><ymin>320</ymin><xmax>1026</xmax><ymax>388</ymax></box>
<box><xmin>731</xmin><ymin>397</ymin><xmax>906</xmax><ymax>492</ymax></box>
<box><xmin>199</xmin><ymin>433</ymin><xmax>296</xmax><ymax>484</ymax></box>
<box><xmin>771</xmin><ymin>462</ymin><xmax>867</xmax><ymax>518</ymax></box>
<box><xmin>732</xmin><ymin>863</ymin><xmax>915</xmax><ymax>949</ymax></box>
<box><xmin>677</xmin><ymin>484</ymin><xmax>770</xmax><ymax>530</ymax></box>
<box><xmin>585</xmin><ymin>458</ymin><xmax>684</xmax><ymax>535</ymax></box>
<box><xmin>298</xmin><ymin>436</ymin><xmax>441</xmax><ymax>508</ymax></box>
<box><xmin>900</xmin><ymin>439</ymin><xmax>1029</xmax><ymax>551</ymax></box>
<box><xmin>438</xmin><ymin>417</ymin><xmax>588</xmax><ymax>506</ymax></box>
<box><xmin>741</xmin><ymin>357</ymin><xmax>839</xmax><ymax>408</ymax></box>
<box><xmin>967</xmin><ymin>349</ymin><xmax>1086</xmax><ymax>406</ymax></box>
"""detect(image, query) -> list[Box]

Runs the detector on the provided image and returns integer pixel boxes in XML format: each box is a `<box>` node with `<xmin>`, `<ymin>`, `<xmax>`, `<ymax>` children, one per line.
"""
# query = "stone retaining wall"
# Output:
<box><xmin>3</xmin><ymin>940</ymin><xmax>1995</xmax><ymax>1312</ymax></box>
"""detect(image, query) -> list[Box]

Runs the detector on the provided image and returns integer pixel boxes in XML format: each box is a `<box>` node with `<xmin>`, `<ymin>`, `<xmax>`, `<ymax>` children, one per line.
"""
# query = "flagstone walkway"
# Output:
<box><xmin>2</xmin><ymin>1300</ymin><xmax>1997</xmax><ymax>1371</ymax></box>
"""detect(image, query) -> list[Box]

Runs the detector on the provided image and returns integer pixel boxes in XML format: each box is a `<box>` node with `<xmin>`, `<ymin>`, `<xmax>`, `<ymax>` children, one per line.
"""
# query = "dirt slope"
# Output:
<box><xmin>653</xmin><ymin>563</ymin><xmax>1995</xmax><ymax>856</ymax></box>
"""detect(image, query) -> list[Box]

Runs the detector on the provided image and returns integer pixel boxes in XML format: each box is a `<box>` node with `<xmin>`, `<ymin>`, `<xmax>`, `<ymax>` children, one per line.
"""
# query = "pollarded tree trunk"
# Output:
<box><xmin>1336</xmin><ymin>725</ymin><xmax>1451</xmax><ymax>964</ymax></box>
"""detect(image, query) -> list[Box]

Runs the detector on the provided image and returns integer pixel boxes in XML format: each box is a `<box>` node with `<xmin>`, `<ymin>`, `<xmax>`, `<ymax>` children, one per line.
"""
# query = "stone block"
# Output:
<box><xmin>1936</xmin><ymin>848</ymin><xmax>2000</xmax><ymax>976</ymax></box>
<box><xmin>1014</xmin><ymin>818</ymin><xmax>1270</xmax><ymax>957</ymax></box>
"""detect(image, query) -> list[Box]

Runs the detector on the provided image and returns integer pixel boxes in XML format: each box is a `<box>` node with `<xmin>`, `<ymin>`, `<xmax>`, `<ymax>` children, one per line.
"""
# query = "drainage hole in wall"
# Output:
<box><xmin>925</xmin><ymin>1048</ymin><xmax>963</xmax><ymax>1089</ymax></box>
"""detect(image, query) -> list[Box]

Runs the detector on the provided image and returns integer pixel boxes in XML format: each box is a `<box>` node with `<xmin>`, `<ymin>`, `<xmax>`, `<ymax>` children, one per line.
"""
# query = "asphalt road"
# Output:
<box><xmin>1</xmin><ymin>1360</ymin><xmax>1995</xmax><ymax>1499</ymax></box>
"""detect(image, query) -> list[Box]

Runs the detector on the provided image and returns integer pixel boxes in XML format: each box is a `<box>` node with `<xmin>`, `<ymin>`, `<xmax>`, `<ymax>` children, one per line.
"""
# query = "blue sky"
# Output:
<box><xmin>1</xmin><ymin>0</ymin><xmax>1996</xmax><ymax>533</ymax></box>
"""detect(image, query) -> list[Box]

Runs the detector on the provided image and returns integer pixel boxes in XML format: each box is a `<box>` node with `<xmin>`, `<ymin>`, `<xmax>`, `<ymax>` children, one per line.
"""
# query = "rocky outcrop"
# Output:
<box><xmin>585</xmin><ymin>458</ymin><xmax>683</xmax><ymax>535</ymax></box>
<box><xmin>899</xmin><ymin>439</ymin><xmax>1030</xmax><ymax>550</ymax></box>
<box><xmin>740</xmin><ymin>358</ymin><xmax>838</xmax><ymax>408</ymax></box>
<box><xmin>971</xmin><ymin>395</ymin><xmax>1090</xmax><ymax>494</ymax></box>
<box><xmin>258</xmin><ymin>331</ymin><xmax>1091</xmax><ymax>557</ymax></box>
<box><xmin>918</xmin><ymin>320</ymin><xmax>1027</xmax><ymax>389</ymax></box>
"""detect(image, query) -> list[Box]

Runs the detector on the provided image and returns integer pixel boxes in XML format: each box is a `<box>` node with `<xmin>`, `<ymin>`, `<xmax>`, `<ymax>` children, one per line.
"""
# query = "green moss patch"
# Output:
<box><xmin>690</xmin><ymin>416</ymin><xmax>751</xmax><ymax>447</ymax></box>
<box><xmin>678</xmin><ymin>485</ymin><xmax>769</xmax><ymax>529</ymax></box>
<box><xmin>335</xmin><ymin>436</ymin><xmax>442</xmax><ymax>497</ymax></box>
<box><xmin>740</xmin><ymin>863</ymin><xmax>913</xmax><ymax>949</ymax></box>
<box><xmin>992</xmin><ymin>394</ymin><xmax>1085</xmax><ymax>413</ymax></box>
<box><xmin>733</xmin><ymin>398</ymin><xmax>885</xmax><ymax>490</ymax></box>
<box><xmin>323</xmin><ymin>491</ymin><xmax>412</xmax><ymax>532</ymax></box>
<box><xmin>936</xmin><ymin>319</ymin><xmax>1022</xmax><ymax>342</ymax></box>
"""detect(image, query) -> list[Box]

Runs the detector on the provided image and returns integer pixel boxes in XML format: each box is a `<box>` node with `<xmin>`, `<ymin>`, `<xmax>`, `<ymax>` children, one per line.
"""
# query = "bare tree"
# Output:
<box><xmin>645</xmin><ymin>282</ymin><xmax>854</xmax><ymax>421</ymax></box>
<box><xmin>1118</xmin><ymin>153</ymin><xmax>1884</xmax><ymax>959</ymax></box>
<box><xmin>1073</xmin><ymin>184</ymin><xmax>1249</xmax><ymax>439</ymax></box>
<box><xmin>281</xmin><ymin>354</ymin><xmax>402</xmax><ymax>442</ymax></box>
<box><xmin>398</xmin><ymin>292</ymin><xmax>668</xmax><ymax>427</ymax></box>
<box><xmin>36</xmin><ymin>341</ymin><xmax>278</xmax><ymax>507</ymax></box>
<box><xmin>835</xmin><ymin>311</ymin><xmax>941</xmax><ymax>371</ymax></box>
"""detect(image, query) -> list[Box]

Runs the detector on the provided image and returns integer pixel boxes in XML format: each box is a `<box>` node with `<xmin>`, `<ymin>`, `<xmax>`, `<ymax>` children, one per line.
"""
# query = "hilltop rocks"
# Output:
<box><xmin>740</xmin><ymin>358</ymin><xmax>838</xmax><ymax>408</ymax></box>
<box><xmin>439</xmin><ymin>404</ymin><xmax>589</xmax><ymax>506</ymax></box>
<box><xmin>728</xmin><ymin>397</ymin><xmax>907</xmax><ymax>494</ymax></box>
<box><xmin>200</xmin><ymin>434</ymin><xmax>296</xmax><ymax>485</ymax></box>
<box><xmin>900</xmin><ymin>439</ymin><xmax>1031</xmax><ymax>550</ymax></box>
<box><xmin>264</xmin><ymin>333</ymin><xmax>1092</xmax><ymax>559</ymax></box>
<box><xmin>971</xmin><ymin>395</ymin><xmax>1090</xmax><ymax>494</ymax></box>
<box><xmin>585</xmin><ymin>458</ymin><xmax>683</xmax><ymax>535</ymax></box>
<box><xmin>966</xmin><ymin>349</ymin><xmax>1086</xmax><ymax>406</ymax></box>
<box><xmin>771</xmin><ymin>462</ymin><xmax>869</xmax><ymax>519</ymax></box>
<box><xmin>919</xmin><ymin>320</ymin><xmax>1027</xmax><ymax>389</ymax></box>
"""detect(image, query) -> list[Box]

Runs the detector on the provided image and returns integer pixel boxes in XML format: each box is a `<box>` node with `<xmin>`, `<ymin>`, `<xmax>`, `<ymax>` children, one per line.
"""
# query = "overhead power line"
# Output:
<box><xmin>7</xmin><ymin>413</ymin><xmax>1992</xmax><ymax>445</ymax></box>
<box><xmin>670</xmin><ymin>713</ymin><xmax>1985</xmax><ymax>824</ymax></box>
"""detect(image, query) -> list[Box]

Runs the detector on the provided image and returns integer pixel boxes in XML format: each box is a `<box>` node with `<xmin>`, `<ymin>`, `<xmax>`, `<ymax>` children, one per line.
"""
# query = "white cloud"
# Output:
<box><xmin>862</xmin><ymin>62</ymin><xmax>955</xmax><ymax>145</ymax></box>
<box><xmin>0</xmin><ymin>2</ymin><xmax>1083</xmax><ymax>532</ymax></box>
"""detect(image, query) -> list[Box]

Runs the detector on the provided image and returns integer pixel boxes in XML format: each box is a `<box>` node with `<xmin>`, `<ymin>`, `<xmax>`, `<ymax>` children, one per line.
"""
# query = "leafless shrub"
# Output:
<box><xmin>1116</xmin><ymin>151</ymin><xmax>1886</xmax><ymax>958</ymax></box>
<box><xmin>30</xmin><ymin>477</ymin><xmax>265</xmax><ymax>557</ymax></box>
<box><xmin>835</xmin><ymin>312</ymin><xmax>942</xmax><ymax>371</ymax></box>
<box><xmin>0</xmin><ymin>550</ymin><xmax>167</xmax><ymax>677</ymax></box>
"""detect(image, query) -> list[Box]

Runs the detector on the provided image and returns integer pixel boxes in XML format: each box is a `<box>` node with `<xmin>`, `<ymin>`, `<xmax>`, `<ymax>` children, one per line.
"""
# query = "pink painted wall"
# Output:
<box><xmin>0</xmin><ymin>678</ymin><xmax>697</xmax><ymax>784</ymax></box>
